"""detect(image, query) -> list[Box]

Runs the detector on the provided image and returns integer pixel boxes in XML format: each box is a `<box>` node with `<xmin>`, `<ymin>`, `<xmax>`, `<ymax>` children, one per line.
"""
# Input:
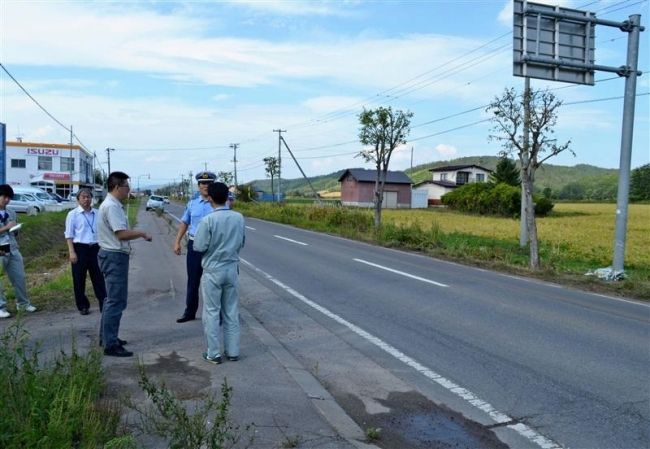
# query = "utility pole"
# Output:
<box><xmin>273</xmin><ymin>129</ymin><xmax>286</xmax><ymax>202</ymax></box>
<box><xmin>106</xmin><ymin>147</ymin><xmax>115</xmax><ymax>176</ymax></box>
<box><xmin>188</xmin><ymin>170</ymin><xmax>193</xmax><ymax>198</ymax></box>
<box><xmin>204</xmin><ymin>162</ymin><xmax>208</xmax><ymax>171</ymax></box>
<box><xmin>230</xmin><ymin>143</ymin><xmax>239</xmax><ymax>190</ymax></box>
<box><xmin>69</xmin><ymin>125</ymin><xmax>74</xmax><ymax>197</ymax></box>
<box><xmin>410</xmin><ymin>146</ymin><xmax>413</xmax><ymax>172</ymax></box>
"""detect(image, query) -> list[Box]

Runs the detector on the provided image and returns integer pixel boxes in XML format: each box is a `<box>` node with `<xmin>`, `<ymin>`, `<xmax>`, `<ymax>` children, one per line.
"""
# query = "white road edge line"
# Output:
<box><xmin>241</xmin><ymin>257</ymin><xmax>563</xmax><ymax>449</ymax></box>
<box><xmin>354</xmin><ymin>258</ymin><xmax>448</xmax><ymax>288</ymax></box>
<box><xmin>274</xmin><ymin>235</ymin><xmax>308</xmax><ymax>246</ymax></box>
<box><xmin>167</xmin><ymin>211</ymin><xmax>182</xmax><ymax>223</ymax></box>
<box><xmin>246</xmin><ymin>226</ymin><xmax>256</xmax><ymax>231</ymax></box>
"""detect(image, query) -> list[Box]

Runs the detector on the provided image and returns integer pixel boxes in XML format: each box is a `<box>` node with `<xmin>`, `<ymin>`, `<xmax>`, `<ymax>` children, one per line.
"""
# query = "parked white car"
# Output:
<box><xmin>146</xmin><ymin>195</ymin><xmax>165</xmax><ymax>211</ymax></box>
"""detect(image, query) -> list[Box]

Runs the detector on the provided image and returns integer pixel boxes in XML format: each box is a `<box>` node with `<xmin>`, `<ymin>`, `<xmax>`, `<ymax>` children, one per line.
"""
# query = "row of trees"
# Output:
<box><xmin>257</xmin><ymin>86</ymin><xmax>644</xmax><ymax>271</ymax></box>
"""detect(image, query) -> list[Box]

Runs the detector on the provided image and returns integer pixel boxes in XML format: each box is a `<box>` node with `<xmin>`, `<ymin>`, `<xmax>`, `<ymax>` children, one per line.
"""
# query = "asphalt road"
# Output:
<box><xmin>167</xmin><ymin>203</ymin><xmax>650</xmax><ymax>449</ymax></box>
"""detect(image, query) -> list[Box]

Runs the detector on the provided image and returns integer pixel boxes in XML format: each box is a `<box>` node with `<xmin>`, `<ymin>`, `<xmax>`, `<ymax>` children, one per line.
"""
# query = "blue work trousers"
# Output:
<box><xmin>98</xmin><ymin>250</ymin><xmax>129</xmax><ymax>349</ymax></box>
<box><xmin>184</xmin><ymin>239</ymin><xmax>203</xmax><ymax>318</ymax></box>
<box><xmin>201</xmin><ymin>264</ymin><xmax>240</xmax><ymax>359</ymax></box>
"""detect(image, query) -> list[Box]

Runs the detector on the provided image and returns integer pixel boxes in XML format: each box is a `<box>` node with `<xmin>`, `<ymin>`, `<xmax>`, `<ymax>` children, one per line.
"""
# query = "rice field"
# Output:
<box><xmin>382</xmin><ymin>203</ymin><xmax>650</xmax><ymax>269</ymax></box>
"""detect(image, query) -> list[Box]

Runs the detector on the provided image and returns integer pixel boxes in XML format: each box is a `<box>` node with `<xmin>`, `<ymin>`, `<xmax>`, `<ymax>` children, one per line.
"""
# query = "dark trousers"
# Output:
<box><xmin>98</xmin><ymin>250</ymin><xmax>129</xmax><ymax>349</ymax></box>
<box><xmin>183</xmin><ymin>239</ymin><xmax>203</xmax><ymax>318</ymax></box>
<box><xmin>71</xmin><ymin>243</ymin><xmax>106</xmax><ymax>312</ymax></box>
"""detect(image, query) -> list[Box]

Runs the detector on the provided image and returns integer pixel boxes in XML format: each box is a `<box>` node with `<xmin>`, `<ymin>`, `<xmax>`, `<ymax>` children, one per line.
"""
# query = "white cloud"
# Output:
<box><xmin>435</xmin><ymin>144</ymin><xmax>458</xmax><ymax>156</ymax></box>
<box><xmin>3</xmin><ymin>2</ymin><xmax>505</xmax><ymax>95</ymax></box>
<box><xmin>212</xmin><ymin>94</ymin><xmax>231</xmax><ymax>102</ymax></box>
<box><xmin>226</xmin><ymin>0</ymin><xmax>357</xmax><ymax>17</ymax></box>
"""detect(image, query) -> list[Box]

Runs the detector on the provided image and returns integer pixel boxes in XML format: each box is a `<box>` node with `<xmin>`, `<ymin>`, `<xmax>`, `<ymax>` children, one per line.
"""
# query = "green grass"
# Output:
<box><xmin>0</xmin><ymin>322</ymin><xmax>122</xmax><ymax>449</ymax></box>
<box><xmin>2</xmin><ymin>198</ymin><xmax>143</xmax><ymax>311</ymax></box>
<box><xmin>236</xmin><ymin>202</ymin><xmax>650</xmax><ymax>299</ymax></box>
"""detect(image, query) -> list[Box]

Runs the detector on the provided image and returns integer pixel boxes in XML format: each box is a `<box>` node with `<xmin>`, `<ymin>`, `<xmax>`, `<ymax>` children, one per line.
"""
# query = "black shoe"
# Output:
<box><xmin>104</xmin><ymin>345</ymin><xmax>133</xmax><ymax>357</ymax></box>
<box><xmin>202</xmin><ymin>352</ymin><xmax>223</xmax><ymax>365</ymax></box>
<box><xmin>176</xmin><ymin>315</ymin><xmax>195</xmax><ymax>323</ymax></box>
<box><xmin>117</xmin><ymin>338</ymin><xmax>128</xmax><ymax>346</ymax></box>
<box><xmin>225</xmin><ymin>353</ymin><xmax>239</xmax><ymax>362</ymax></box>
<box><xmin>80</xmin><ymin>308</ymin><xmax>90</xmax><ymax>315</ymax></box>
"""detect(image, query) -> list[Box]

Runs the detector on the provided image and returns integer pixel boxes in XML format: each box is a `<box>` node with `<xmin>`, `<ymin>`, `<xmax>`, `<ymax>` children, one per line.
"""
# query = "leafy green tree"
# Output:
<box><xmin>217</xmin><ymin>171</ymin><xmax>233</xmax><ymax>185</ymax></box>
<box><xmin>237</xmin><ymin>183</ymin><xmax>256</xmax><ymax>202</ymax></box>
<box><xmin>358</xmin><ymin>106</ymin><xmax>413</xmax><ymax>228</ymax></box>
<box><xmin>263</xmin><ymin>156</ymin><xmax>279</xmax><ymax>200</ymax></box>
<box><xmin>630</xmin><ymin>163</ymin><xmax>650</xmax><ymax>201</ymax></box>
<box><xmin>489</xmin><ymin>157</ymin><xmax>521</xmax><ymax>186</ymax></box>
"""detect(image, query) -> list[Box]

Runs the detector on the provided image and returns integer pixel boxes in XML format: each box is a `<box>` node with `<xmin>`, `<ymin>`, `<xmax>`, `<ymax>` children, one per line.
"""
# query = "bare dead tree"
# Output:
<box><xmin>486</xmin><ymin>87</ymin><xmax>572</xmax><ymax>269</ymax></box>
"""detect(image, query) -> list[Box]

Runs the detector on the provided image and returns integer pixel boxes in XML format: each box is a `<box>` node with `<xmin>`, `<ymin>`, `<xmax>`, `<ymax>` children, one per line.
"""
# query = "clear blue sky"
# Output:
<box><xmin>1</xmin><ymin>0</ymin><xmax>648</xmax><ymax>187</ymax></box>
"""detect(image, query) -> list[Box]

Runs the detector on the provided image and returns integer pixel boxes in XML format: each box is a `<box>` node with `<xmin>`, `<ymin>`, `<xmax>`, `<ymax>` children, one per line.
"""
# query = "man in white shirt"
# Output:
<box><xmin>97</xmin><ymin>172</ymin><xmax>152</xmax><ymax>357</ymax></box>
<box><xmin>64</xmin><ymin>188</ymin><xmax>106</xmax><ymax>315</ymax></box>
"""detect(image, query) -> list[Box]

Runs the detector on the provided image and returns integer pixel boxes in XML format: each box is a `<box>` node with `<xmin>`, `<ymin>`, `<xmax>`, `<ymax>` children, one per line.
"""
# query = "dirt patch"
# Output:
<box><xmin>341</xmin><ymin>390</ymin><xmax>508</xmax><ymax>449</ymax></box>
<box><xmin>105</xmin><ymin>351</ymin><xmax>212</xmax><ymax>401</ymax></box>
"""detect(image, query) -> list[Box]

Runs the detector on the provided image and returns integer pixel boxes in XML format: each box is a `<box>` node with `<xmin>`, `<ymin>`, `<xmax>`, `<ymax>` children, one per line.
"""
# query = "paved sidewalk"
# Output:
<box><xmin>1</xmin><ymin>206</ymin><xmax>376</xmax><ymax>449</ymax></box>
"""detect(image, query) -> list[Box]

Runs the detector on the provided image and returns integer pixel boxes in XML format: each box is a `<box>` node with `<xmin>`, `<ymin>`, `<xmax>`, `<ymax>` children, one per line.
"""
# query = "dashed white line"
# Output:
<box><xmin>246</xmin><ymin>226</ymin><xmax>256</xmax><ymax>231</ymax></box>
<box><xmin>274</xmin><ymin>235</ymin><xmax>308</xmax><ymax>246</ymax></box>
<box><xmin>241</xmin><ymin>258</ymin><xmax>562</xmax><ymax>449</ymax></box>
<box><xmin>354</xmin><ymin>258</ymin><xmax>448</xmax><ymax>288</ymax></box>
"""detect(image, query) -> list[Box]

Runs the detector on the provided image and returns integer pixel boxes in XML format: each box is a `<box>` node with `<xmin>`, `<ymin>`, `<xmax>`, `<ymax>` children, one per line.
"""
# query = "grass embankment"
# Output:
<box><xmin>0</xmin><ymin>323</ymin><xmax>121</xmax><ymax>449</ymax></box>
<box><xmin>2</xmin><ymin>198</ymin><xmax>141</xmax><ymax>311</ymax></box>
<box><xmin>236</xmin><ymin>202</ymin><xmax>650</xmax><ymax>299</ymax></box>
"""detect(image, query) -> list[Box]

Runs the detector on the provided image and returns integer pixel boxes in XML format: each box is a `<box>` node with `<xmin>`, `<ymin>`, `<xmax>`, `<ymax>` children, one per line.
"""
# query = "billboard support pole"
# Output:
<box><xmin>612</xmin><ymin>14</ymin><xmax>642</xmax><ymax>275</ymax></box>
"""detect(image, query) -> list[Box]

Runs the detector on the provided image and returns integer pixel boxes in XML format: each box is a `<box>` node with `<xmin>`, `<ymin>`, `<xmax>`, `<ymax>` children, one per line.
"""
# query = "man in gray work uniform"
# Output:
<box><xmin>97</xmin><ymin>171</ymin><xmax>152</xmax><ymax>357</ymax></box>
<box><xmin>193</xmin><ymin>182</ymin><xmax>245</xmax><ymax>364</ymax></box>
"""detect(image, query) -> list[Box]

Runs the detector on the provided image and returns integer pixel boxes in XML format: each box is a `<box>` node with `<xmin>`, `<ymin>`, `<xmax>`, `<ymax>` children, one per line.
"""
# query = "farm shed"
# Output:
<box><xmin>338</xmin><ymin>168</ymin><xmax>412</xmax><ymax>208</ymax></box>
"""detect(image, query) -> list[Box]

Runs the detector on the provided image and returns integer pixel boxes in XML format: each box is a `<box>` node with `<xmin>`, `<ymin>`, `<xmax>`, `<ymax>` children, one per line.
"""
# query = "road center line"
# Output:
<box><xmin>240</xmin><ymin>258</ymin><xmax>561</xmax><ymax>449</ymax></box>
<box><xmin>274</xmin><ymin>235</ymin><xmax>308</xmax><ymax>246</ymax></box>
<box><xmin>246</xmin><ymin>226</ymin><xmax>256</xmax><ymax>231</ymax></box>
<box><xmin>354</xmin><ymin>258</ymin><xmax>448</xmax><ymax>288</ymax></box>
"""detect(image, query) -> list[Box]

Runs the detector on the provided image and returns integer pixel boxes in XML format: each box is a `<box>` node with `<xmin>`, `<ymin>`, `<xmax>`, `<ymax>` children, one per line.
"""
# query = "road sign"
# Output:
<box><xmin>514</xmin><ymin>0</ymin><xmax>595</xmax><ymax>85</ymax></box>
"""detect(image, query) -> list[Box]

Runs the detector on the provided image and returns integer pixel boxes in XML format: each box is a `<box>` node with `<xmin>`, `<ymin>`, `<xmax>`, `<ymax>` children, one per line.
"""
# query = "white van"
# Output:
<box><xmin>13</xmin><ymin>186</ymin><xmax>58</xmax><ymax>210</ymax></box>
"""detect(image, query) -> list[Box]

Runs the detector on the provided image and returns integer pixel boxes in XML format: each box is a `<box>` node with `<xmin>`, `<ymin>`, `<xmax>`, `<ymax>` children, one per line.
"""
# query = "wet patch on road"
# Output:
<box><xmin>105</xmin><ymin>351</ymin><xmax>211</xmax><ymax>401</ymax></box>
<box><xmin>341</xmin><ymin>390</ymin><xmax>509</xmax><ymax>449</ymax></box>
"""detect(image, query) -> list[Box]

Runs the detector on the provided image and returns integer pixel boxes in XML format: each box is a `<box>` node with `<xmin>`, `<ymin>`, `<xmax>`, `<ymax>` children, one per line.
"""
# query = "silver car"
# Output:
<box><xmin>7</xmin><ymin>193</ymin><xmax>40</xmax><ymax>215</ymax></box>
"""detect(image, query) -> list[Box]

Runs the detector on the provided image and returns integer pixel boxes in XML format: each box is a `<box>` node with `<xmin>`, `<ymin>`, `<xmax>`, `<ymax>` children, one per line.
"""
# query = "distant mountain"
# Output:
<box><xmin>248</xmin><ymin>156</ymin><xmax>620</xmax><ymax>196</ymax></box>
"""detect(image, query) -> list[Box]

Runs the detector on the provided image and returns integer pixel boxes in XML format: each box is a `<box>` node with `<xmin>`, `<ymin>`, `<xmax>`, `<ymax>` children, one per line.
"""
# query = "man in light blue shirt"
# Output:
<box><xmin>173</xmin><ymin>171</ymin><xmax>216</xmax><ymax>323</ymax></box>
<box><xmin>64</xmin><ymin>188</ymin><xmax>106</xmax><ymax>315</ymax></box>
<box><xmin>193</xmin><ymin>182</ymin><xmax>245</xmax><ymax>364</ymax></box>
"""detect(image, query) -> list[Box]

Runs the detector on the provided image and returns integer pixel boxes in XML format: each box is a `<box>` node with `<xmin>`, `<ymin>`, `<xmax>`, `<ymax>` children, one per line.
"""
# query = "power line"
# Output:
<box><xmin>0</xmin><ymin>62</ymin><xmax>71</xmax><ymax>133</ymax></box>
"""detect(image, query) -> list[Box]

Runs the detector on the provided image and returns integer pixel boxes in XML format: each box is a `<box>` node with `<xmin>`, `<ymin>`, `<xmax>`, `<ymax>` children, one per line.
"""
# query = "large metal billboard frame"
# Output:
<box><xmin>514</xmin><ymin>0</ymin><xmax>596</xmax><ymax>85</ymax></box>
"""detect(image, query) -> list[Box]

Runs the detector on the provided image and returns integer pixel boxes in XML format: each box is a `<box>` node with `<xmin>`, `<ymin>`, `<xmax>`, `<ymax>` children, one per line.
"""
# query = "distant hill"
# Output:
<box><xmin>248</xmin><ymin>156</ymin><xmax>620</xmax><ymax>198</ymax></box>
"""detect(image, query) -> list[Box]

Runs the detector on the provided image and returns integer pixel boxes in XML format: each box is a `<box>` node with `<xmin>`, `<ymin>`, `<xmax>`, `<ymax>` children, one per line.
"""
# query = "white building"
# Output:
<box><xmin>413</xmin><ymin>164</ymin><xmax>493</xmax><ymax>206</ymax></box>
<box><xmin>3</xmin><ymin>140</ymin><xmax>96</xmax><ymax>198</ymax></box>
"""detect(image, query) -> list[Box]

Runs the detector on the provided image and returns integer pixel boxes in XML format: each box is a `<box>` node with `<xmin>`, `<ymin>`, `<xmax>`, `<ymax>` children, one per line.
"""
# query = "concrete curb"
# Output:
<box><xmin>241</xmin><ymin>306</ymin><xmax>379</xmax><ymax>449</ymax></box>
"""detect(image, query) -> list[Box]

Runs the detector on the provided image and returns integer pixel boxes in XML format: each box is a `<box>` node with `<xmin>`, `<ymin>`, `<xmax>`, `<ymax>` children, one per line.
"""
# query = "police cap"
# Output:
<box><xmin>195</xmin><ymin>171</ymin><xmax>217</xmax><ymax>183</ymax></box>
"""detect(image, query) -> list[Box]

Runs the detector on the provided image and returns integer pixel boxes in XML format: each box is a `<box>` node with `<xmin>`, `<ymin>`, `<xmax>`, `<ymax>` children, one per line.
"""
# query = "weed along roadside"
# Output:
<box><xmin>235</xmin><ymin>202</ymin><xmax>650</xmax><ymax>300</ymax></box>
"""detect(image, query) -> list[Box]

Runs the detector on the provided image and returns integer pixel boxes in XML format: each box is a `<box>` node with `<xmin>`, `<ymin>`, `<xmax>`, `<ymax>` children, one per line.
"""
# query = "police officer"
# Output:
<box><xmin>173</xmin><ymin>171</ymin><xmax>216</xmax><ymax>323</ymax></box>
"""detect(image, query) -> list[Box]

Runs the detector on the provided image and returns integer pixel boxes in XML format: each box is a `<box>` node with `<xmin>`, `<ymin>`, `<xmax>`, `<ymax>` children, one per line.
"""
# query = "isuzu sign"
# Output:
<box><xmin>27</xmin><ymin>148</ymin><xmax>60</xmax><ymax>156</ymax></box>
